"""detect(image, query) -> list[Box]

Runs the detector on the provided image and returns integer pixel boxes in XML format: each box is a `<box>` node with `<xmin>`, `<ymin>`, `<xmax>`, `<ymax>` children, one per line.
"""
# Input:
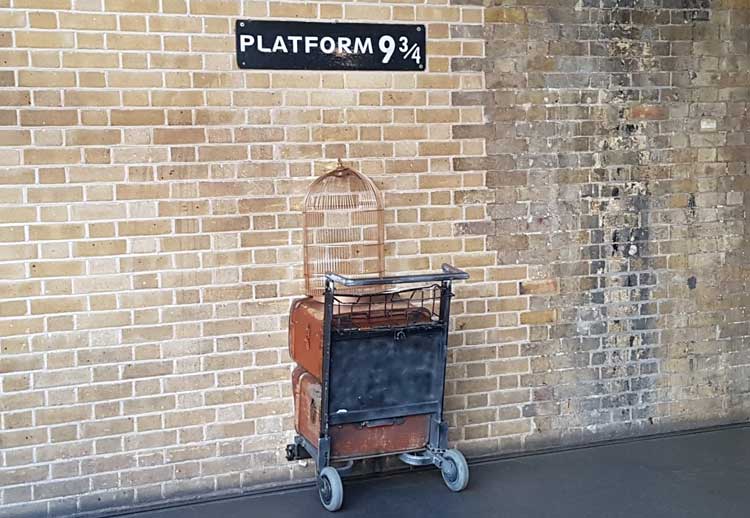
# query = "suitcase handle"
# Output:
<box><xmin>360</xmin><ymin>417</ymin><xmax>405</xmax><ymax>429</ymax></box>
<box><xmin>326</xmin><ymin>263</ymin><xmax>469</xmax><ymax>288</ymax></box>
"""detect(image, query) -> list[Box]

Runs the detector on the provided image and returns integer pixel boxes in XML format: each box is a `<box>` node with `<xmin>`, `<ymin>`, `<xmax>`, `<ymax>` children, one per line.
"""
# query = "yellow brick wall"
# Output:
<box><xmin>0</xmin><ymin>2</ymin><xmax>529</xmax><ymax>516</ymax></box>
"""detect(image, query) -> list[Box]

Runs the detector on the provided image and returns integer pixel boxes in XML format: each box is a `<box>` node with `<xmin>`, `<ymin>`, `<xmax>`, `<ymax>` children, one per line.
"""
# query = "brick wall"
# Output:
<box><xmin>0</xmin><ymin>0</ymin><xmax>749</xmax><ymax>517</ymax></box>
<box><xmin>453</xmin><ymin>0</ymin><xmax>750</xmax><ymax>453</ymax></box>
<box><xmin>0</xmin><ymin>1</ymin><xmax>495</xmax><ymax>517</ymax></box>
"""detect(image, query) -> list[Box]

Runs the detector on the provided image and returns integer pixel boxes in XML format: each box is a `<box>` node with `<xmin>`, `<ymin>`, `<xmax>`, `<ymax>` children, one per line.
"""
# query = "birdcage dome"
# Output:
<box><xmin>303</xmin><ymin>164</ymin><xmax>385</xmax><ymax>297</ymax></box>
<box><xmin>303</xmin><ymin>166</ymin><xmax>383</xmax><ymax>212</ymax></box>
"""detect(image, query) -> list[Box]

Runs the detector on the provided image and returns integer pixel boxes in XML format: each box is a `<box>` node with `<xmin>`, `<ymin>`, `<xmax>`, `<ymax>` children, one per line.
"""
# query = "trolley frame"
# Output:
<box><xmin>286</xmin><ymin>264</ymin><xmax>469</xmax><ymax>478</ymax></box>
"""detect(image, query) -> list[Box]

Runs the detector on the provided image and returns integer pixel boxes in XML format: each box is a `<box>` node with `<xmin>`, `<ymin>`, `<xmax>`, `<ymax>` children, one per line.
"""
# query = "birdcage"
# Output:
<box><xmin>302</xmin><ymin>163</ymin><xmax>385</xmax><ymax>297</ymax></box>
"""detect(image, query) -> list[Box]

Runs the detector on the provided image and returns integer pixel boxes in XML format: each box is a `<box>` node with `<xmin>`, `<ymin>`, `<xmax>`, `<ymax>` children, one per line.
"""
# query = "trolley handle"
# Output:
<box><xmin>325</xmin><ymin>264</ymin><xmax>469</xmax><ymax>287</ymax></box>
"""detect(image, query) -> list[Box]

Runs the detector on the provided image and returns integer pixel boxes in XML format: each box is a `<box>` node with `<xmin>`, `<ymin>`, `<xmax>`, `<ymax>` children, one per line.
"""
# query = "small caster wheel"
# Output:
<box><xmin>317</xmin><ymin>466</ymin><xmax>343</xmax><ymax>512</ymax></box>
<box><xmin>285</xmin><ymin>442</ymin><xmax>312</xmax><ymax>461</ymax></box>
<box><xmin>285</xmin><ymin>444</ymin><xmax>296</xmax><ymax>461</ymax></box>
<box><xmin>440</xmin><ymin>449</ymin><xmax>469</xmax><ymax>492</ymax></box>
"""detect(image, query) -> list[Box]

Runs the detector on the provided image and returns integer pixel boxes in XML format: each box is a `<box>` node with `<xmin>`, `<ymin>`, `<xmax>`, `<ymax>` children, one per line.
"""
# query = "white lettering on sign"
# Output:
<box><xmin>354</xmin><ymin>38</ymin><xmax>374</xmax><ymax>55</ymax></box>
<box><xmin>240</xmin><ymin>34</ymin><xmax>397</xmax><ymax>59</ymax></box>
<box><xmin>272</xmin><ymin>37</ymin><xmax>288</xmax><ymax>53</ymax></box>
<box><xmin>378</xmin><ymin>35</ymin><xmax>395</xmax><ymax>64</ymax></box>
<box><xmin>289</xmin><ymin>36</ymin><xmax>302</xmax><ymax>53</ymax></box>
<box><xmin>236</xmin><ymin>21</ymin><xmax>426</xmax><ymax>71</ymax></box>
<box><xmin>320</xmin><ymin>36</ymin><xmax>335</xmax><ymax>54</ymax></box>
<box><xmin>338</xmin><ymin>37</ymin><xmax>352</xmax><ymax>55</ymax></box>
<box><xmin>239</xmin><ymin>34</ymin><xmax>254</xmax><ymax>52</ymax></box>
<box><xmin>304</xmin><ymin>36</ymin><xmax>318</xmax><ymax>53</ymax></box>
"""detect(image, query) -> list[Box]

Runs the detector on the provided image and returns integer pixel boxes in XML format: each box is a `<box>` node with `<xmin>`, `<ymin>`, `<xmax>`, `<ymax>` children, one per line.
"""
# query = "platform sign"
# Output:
<box><xmin>236</xmin><ymin>20</ymin><xmax>426</xmax><ymax>71</ymax></box>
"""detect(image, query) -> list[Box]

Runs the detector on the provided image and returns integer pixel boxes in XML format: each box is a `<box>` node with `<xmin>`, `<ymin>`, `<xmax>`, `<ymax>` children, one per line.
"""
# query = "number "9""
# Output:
<box><xmin>378</xmin><ymin>35</ymin><xmax>395</xmax><ymax>64</ymax></box>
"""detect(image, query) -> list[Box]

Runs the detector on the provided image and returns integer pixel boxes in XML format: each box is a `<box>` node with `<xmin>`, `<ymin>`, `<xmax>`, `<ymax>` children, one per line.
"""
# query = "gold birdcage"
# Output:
<box><xmin>303</xmin><ymin>163</ymin><xmax>385</xmax><ymax>297</ymax></box>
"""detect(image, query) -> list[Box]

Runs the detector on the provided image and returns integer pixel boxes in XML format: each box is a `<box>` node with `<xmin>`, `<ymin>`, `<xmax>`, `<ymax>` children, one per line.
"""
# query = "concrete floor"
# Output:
<box><xmin>128</xmin><ymin>425</ymin><xmax>749</xmax><ymax>518</ymax></box>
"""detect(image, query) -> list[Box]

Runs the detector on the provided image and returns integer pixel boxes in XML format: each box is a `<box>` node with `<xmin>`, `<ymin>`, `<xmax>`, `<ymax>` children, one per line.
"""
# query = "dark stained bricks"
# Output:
<box><xmin>463</xmin><ymin>0</ymin><xmax>750</xmax><ymax>453</ymax></box>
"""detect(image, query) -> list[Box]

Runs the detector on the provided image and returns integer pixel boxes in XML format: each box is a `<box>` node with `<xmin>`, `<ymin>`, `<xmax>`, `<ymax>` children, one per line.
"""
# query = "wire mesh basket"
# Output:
<box><xmin>303</xmin><ymin>163</ymin><xmax>385</xmax><ymax>297</ymax></box>
<box><xmin>330</xmin><ymin>284</ymin><xmax>441</xmax><ymax>332</ymax></box>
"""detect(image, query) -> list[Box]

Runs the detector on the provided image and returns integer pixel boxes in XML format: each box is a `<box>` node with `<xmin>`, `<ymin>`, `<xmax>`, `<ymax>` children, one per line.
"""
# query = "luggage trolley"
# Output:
<box><xmin>286</xmin><ymin>264</ymin><xmax>470</xmax><ymax>511</ymax></box>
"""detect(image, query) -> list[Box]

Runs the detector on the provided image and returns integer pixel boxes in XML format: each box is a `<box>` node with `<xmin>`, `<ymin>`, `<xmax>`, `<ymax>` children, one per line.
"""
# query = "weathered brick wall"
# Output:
<box><xmin>0</xmin><ymin>0</ymin><xmax>748</xmax><ymax>516</ymax></box>
<box><xmin>0</xmin><ymin>2</ymin><xmax>497</xmax><ymax>517</ymax></box>
<box><xmin>453</xmin><ymin>0</ymin><xmax>750</xmax><ymax>453</ymax></box>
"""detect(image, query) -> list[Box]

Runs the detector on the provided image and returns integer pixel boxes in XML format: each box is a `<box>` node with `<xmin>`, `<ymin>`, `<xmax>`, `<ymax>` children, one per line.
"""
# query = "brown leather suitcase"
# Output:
<box><xmin>289</xmin><ymin>299</ymin><xmax>325</xmax><ymax>381</ymax></box>
<box><xmin>289</xmin><ymin>297</ymin><xmax>433</xmax><ymax>380</ymax></box>
<box><xmin>292</xmin><ymin>366</ymin><xmax>429</xmax><ymax>460</ymax></box>
<box><xmin>292</xmin><ymin>366</ymin><xmax>322</xmax><ymax>443</ymax></box>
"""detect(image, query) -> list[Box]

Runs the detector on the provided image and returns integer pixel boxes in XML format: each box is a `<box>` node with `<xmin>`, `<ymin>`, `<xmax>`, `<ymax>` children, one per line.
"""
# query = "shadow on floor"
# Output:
<box><xmin>127</xmin><ymin>426</ymin><xmax>750</xmax><ymax>518</ymax></box>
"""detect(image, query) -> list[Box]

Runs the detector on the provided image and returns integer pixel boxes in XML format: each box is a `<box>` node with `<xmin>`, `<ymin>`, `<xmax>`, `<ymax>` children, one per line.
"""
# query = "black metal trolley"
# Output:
<box><xmin>286</xmin><ymin>264</ymin><xmax>470</xmax><ymax>511</ymax></box>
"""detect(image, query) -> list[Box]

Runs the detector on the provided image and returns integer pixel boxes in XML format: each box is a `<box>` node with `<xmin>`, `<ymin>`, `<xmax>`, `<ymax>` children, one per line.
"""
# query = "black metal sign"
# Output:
<box><xmin>235</xmin><ymin>20</ymin><xmax>426</xmax><ymax>71</ymax></box>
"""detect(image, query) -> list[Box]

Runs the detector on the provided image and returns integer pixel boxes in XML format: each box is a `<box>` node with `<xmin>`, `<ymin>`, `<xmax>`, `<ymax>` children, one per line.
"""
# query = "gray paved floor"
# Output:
<box><xmin>128</xmin><ymin>425</ymin><xmax>750</xmax><ymax>518</ymax></box>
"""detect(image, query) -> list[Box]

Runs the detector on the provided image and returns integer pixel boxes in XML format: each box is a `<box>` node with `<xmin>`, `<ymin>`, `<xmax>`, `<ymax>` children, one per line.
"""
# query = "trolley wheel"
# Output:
<box><xmin>440</xmin><ymin>449</ymin><xmax>469</xmax><ymax>492</ymax></box>
<box><xmin>317</xmin><ymin>466</ymin><xmax>344</xmax><ymax>512</ymax></box>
